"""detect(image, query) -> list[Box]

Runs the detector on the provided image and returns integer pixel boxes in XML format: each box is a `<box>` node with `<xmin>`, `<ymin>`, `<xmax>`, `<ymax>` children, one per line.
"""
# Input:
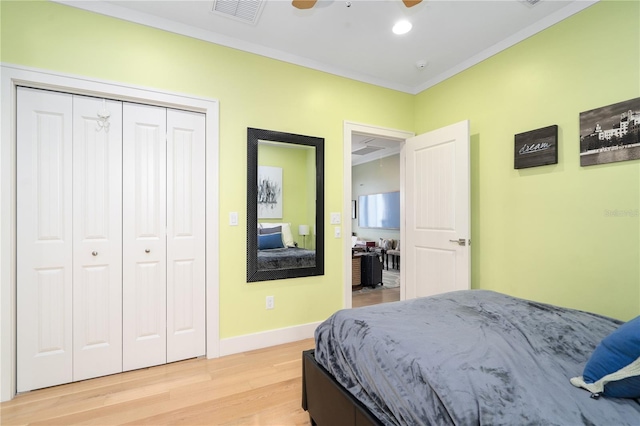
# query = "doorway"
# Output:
<box><xmin>342</xmin><ymin>122</ymin><xmax>414</xmax><ymax>309</ymax></box>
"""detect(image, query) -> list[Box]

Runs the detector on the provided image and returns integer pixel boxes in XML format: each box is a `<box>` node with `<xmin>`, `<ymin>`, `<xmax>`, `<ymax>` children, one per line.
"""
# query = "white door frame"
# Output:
<box><xmin>0</xmin><ymin>63</ymin><xmax>220</xmax><ymax>402</ymax></box>
<box><xmin>342</xmin><ymin>122</ymin><xmax>414</xmax><ymax>308</ymax></box>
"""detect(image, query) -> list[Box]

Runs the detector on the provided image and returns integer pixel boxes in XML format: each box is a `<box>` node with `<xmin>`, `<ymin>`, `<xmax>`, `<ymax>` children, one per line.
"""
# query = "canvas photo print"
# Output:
<box><xmin>580</xmin><ymin>97</ymin><xmax>640</xmax><ymax>166</ymax></box>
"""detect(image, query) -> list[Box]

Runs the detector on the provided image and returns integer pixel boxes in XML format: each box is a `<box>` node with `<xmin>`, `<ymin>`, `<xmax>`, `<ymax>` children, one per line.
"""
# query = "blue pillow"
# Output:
<box><xmin>570</xmin><ymin>315</ymin><xmax>640</xmax><ymax>398</ymax></box>
<box><xmin>258</xmin><ymin>232</ymin><xmax>284</xmax><ymax>250</ymax></box>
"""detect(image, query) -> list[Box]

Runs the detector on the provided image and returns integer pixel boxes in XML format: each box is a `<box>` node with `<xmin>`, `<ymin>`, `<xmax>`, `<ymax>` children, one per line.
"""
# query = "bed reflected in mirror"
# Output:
<box><xmin>247</xmin><ymin>128</ymin><xmax>324</xmax><ymax>282</ymax></box>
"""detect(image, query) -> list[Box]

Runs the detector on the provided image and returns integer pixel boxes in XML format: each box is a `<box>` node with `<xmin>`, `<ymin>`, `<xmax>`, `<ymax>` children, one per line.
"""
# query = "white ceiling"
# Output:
<box><xmin>58</xmin><ymin>0</ymin><xmax>597</xmax><ymax>165</ymax></box>
<box><xmin>351</xmin><ymin>134</ymin><xmax>402</xmax><ymax>166</ymax></box>
<box><xmin>61</xmin><ymin>0</ymin><xmax>597</xmax><ymax>95</ymax></box>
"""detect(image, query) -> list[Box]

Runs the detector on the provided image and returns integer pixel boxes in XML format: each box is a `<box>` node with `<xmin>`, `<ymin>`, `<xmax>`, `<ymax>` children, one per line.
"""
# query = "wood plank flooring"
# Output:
<box><xmin>2</xmin><ymin>284</ymin><xmax>399</xmax><ymax>425</ymax></box>
<box><xmin>352</xmin><ymin>287</ymin><xmax>400</xmax><ymax>308</ymax></box>
<box><xmin>1</xmin><ymin>339</ymin><xmax>315</xmax><ymax>426</ymax></box>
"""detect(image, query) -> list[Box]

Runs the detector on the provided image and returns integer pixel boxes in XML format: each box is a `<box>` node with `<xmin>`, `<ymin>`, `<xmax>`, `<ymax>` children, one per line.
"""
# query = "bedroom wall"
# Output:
<box><xmin>352</xmin><ymin>154</ymin><xmax>401</xmax><ymax>243</ymax></box>
<box><xmin>414</xmin><ymin>0</ymin><xmax>640</xmax><ymax>320</ymax></box>
<box><xmin>0</xmin><ymin>0</ymin><xmax>415</xmax><ymax>339</ymax></box>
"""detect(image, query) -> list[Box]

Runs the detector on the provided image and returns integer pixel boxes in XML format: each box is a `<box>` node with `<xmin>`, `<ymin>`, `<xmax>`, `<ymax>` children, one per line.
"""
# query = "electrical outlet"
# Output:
<box><xmin>334</xmin><ymin>226</ymin><xmax>341</xmax><ymax>238</ymax></box>
<box><xmin>266</xmin><ymin>295</ymin><xmax>274</xmax><ymax>310</ymax></box>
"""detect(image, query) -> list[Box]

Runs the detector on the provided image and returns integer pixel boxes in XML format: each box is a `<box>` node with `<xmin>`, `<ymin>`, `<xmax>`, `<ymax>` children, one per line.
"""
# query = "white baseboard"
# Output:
<box><xmin>218</xmin><ymin>321</ymin><xmax>321</xmax><ymax>357</ymax></box>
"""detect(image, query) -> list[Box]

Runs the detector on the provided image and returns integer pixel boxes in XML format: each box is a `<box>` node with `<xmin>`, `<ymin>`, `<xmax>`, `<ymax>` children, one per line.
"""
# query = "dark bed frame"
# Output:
<box><xmin>301</xmin><ymin>350</ymin><xmax>383</xmax><ymax>426</ymax></box>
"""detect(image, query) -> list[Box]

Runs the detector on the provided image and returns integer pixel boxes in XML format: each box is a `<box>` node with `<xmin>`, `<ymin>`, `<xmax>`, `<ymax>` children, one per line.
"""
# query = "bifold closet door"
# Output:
<box><xmin>166</xmin><ymin>109</ymin><xmax>206</xmax><ymax>363</ymax></box>
<box><xmin>122</xmin><ymin>103</ymin><xmax>168</xmax><ymax>371</ymax></box>
<box><xmin>72</xmin><ymin>96</ymin><xmax>123</xmax><ymax>381</ymax></box>
<box><xmin>17</xmin><ymin>87</ymin><xmax>73</xmax><ymax>392</ymax></box>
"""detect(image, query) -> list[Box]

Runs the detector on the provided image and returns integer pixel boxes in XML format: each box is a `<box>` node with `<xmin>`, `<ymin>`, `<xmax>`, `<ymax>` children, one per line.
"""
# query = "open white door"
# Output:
<box><xmin>403</xmin><ymin>120</ymin><xmax>470</xmax><ymax>299</ymax></box>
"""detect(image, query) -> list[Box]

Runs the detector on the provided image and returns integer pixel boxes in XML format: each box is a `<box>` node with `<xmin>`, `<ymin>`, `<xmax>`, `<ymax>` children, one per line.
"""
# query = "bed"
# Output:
<box><xmin>302</xmin><ymin>290</ymin><xmax>640</xmax><ymax>425</ymax></box>
<box><xmin>257</xmin><ymin>246</ymin><xmax>316</xmax><ymax>270</ymax></box>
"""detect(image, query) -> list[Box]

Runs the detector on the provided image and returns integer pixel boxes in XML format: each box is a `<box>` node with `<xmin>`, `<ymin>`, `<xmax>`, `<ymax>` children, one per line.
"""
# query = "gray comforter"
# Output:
<box><xmin>314</xmin><ymin>290</ymin><xmax>640</xmax><ymax>425</ymax></box>
<box><xmin>257</xmin><ymin>247</ymin><xmax>315</xmax><ymax>270</ymax></box>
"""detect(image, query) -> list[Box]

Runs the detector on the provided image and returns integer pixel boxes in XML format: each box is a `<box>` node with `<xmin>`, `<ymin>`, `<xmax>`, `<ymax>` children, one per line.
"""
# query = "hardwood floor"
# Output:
<box><xmin>352</xmin><ymin>286</ymin><xmax>400</xmax><ymax>308</ymax></box>
<box><xmin>1</xmin><ymin>339</ymin><xmax>315</xmax><ymax>425</ymax></box>
<box><xmin>2</xmin><ymin>281</ymin><xmax>399</xmax><ymax>424</ymax></box>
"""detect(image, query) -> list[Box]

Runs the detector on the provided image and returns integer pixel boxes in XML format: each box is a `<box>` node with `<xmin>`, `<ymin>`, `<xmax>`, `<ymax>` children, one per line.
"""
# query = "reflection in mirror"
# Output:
<box><xmin>247</xmin><ymin>128</ymin><xmax>324</xmax><ymax>282</ymax></box>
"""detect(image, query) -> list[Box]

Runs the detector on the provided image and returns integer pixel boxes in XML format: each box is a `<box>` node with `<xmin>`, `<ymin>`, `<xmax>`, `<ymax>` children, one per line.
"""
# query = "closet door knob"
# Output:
<box><xmin>92</xmin><ymin>251</ymin><xmax>98</xmax><ymax>256</ymax></box>
<box><xmin>145</xmin><ymin>249</ymin><xmax>151</xmax><ymax>253</ymax></box>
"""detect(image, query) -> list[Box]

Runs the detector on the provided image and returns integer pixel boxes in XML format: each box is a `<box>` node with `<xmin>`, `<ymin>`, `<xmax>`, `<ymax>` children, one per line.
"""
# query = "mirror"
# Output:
<box><xmin>247</xmin><ymin>128</ymin><xmax>324</xmax><ymax>282</ymax></box>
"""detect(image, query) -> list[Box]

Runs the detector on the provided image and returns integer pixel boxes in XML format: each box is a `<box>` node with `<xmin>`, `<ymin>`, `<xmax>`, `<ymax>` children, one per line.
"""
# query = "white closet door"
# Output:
<box><xmin>17</xmin><ymin>87</ymin><xmax>73</xmax><ymax>392</ymax></box>
<box><xmin>72</xmin><ymin>96</ymin><xmax>123</xmax><ymax>381</ymax></box>
<box><xmin>122</xmin><ymin>103</ymin><xmax>167</xmax><ymax>371</ymax></box>
<box><xmin>166</xmin><ymin>109</ymin><xmax>205</xmax><ymax>363</ymax></box>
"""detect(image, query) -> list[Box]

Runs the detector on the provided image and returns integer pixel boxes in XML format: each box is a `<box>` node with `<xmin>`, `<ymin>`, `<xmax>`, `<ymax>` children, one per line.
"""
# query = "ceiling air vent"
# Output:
<box><xmin>211</xmin><ymin>0</ymin><xmax>265</xmax><ymax>25</ymax></box>
<box><xmin>520</xmin><ymin>0</ymin><xmax>542</xmax><ymax>7</ymax></box>
<box><xmin>353</xmin><ymin>146</ymin><xmax>384</xmax><ymax>156</ymax></box>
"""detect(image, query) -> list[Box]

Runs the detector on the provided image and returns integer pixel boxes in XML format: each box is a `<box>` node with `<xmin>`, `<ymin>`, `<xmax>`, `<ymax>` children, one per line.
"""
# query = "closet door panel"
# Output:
<box><xmin>72</xmin><ymin>96</ymin><xmax>123</xmax><ymax>381</ymax></box>
<box><xmin>17</xmin><ymin>87</ymin><xmax>73</xmax><ymax>392</ymax></box>
<box><xmin>166</xmin><ymin>109</ymin><xmax>206</xmax><ymax>363</ymax></box>
<box><xmin>122</xmin><ymin>103</ymin><xmax>167</xmax><ymax>371</ymax></box>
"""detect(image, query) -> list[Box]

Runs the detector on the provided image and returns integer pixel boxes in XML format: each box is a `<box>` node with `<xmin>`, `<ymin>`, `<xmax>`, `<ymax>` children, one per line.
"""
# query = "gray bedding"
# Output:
<box><xmin>314</xmin><ymin>290</ymin><xmax>640</xmax><ymax>425</ymax></box>
<box><xmin>257</xmin><ymin>247</ymin><xmax>315</xmax><ymax>270</ymax></box>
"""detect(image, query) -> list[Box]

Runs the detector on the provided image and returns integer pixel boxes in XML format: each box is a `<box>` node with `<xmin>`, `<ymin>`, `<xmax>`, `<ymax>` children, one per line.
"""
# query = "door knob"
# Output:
<box><xmin>145</xmin><ymin>249</ymin><xmax>151</xmax><ymax>253</ymax></box>
<box><xmin>449</xmin><ymin>239</ymin><xmax>466</xmax><ymax>246</ymax></box>
<box><xmin>92</xmin><ymin>251</ymin><xmax>98</xmax><ymax>256</ymax></box>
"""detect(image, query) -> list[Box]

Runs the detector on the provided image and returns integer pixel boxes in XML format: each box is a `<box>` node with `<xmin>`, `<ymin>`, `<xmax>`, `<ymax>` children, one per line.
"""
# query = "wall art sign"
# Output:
<box><xmin>514</xmin><ymin>125</ymin><xmax>558</xmax><ymax>169</ymax></box>
<box><xmin>579</xmin><ymin>96</ymin><xmax>640</xmax><ymax>167</ymax></box>
<box><xmin>258</xmin><ymin>165</ymin><xmax>283</xmax><ymax>219</ymax></box>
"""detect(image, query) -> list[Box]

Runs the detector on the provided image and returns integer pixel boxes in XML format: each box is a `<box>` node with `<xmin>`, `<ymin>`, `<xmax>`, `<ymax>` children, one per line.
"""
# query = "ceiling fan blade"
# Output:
<box><xmin>292</xmin><ymin>0</ymin><xmax>318</xmax><ymax>9</ymax></box>
<box><xmin>402</xmin><ymin>0</ymin><xmax>422</xmax><ymax>7</ymax></box>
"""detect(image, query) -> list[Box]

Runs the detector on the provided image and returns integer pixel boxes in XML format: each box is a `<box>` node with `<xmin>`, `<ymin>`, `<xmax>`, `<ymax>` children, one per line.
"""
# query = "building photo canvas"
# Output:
<box><xmin>579</xmin><ymin>96</ymin><xmax>640</xmax><ymax>166</ymax></box>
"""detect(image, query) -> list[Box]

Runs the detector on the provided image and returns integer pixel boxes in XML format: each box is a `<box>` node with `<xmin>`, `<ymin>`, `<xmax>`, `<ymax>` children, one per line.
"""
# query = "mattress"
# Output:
<box><xmin>314</xmin><ymin>290</ymin><xmax>640</xmax><ymax>425</ymax></box>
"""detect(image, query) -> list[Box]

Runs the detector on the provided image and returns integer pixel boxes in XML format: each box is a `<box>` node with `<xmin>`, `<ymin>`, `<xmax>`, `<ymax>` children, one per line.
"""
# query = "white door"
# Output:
<box><xmin>122</xmin><ymin>103</ymin><xmax>167</xmax><ymax>371</ymax></box>
<box><xmin>166</xmin><ymin>109</ymin><xmax>206</xmax><ymax>363</ymax></box>
<box><xmin>72</xmin><ymin>96</ymin><xmax>123</xmax><ymax>381</ymax></box>
<box><xmin>403</xmin><ymin>120</ymin><xmax>470</xmax><ymax>299</ymax></box>
<box><xmin>16</xmin><ymin>87</ymin><xmax>73</xmax><ymax>392</ymax></box>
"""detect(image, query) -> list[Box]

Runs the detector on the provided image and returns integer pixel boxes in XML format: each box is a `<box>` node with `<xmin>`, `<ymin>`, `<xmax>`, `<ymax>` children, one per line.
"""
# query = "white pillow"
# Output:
<box><xmin>259</xmin><ymin>222</ymin><xmax>295</xmax><ymax>247</ymax></box>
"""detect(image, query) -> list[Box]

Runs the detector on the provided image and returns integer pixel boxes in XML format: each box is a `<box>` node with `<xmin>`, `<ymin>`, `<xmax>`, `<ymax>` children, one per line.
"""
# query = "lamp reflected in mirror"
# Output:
<box><xmin>299</xmin><ymin>224</ymin><xmax>309</xmax><ymax>249</ymax></box>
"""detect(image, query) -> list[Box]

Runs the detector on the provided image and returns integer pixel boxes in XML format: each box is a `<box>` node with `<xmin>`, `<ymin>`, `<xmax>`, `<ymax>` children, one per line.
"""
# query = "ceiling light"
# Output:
<box><xmin>392</xmin><ymin>20</ymin><xmax>412</xmax><ymax>35</ymax></box>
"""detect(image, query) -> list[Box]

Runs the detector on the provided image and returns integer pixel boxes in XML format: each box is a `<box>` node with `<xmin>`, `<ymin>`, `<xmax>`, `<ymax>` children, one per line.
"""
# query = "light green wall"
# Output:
<box><xmin>415</xmin><ymin>0</ymin><xmax>640</xmax><ymax>320</ymax></box>
<box><xmin>258</xmin><ymin>143</ymin><xmax>312</xmax><ymax>245</ymax></box>
<box><xmin>306</xmin><ymin>148</ymin><xmax>317</xmax><ymax>250</ymax></box>
<box><xmin>352</xmin><ymin>155</ymin><xmax>401</xmax><ymax>242</ymax></box>
<box><xmin>0</xmin><ymin>0</ymin><xmax>414</xmax><ymax>338</ymax></box>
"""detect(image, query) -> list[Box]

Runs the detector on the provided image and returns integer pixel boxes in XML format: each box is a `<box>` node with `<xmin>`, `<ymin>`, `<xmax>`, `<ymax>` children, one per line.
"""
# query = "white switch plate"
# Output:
<box><xmin>330</xmin><ymin>212</ymin><xmax>341</xmax><ymax>224</ymax></box>
<box><xmin>334</xmin><ymin>226</ymin><xmax>341</xmax><ymax>238</ymax></box>
<box><xmin>229</xmin><ymin>212</ymin><xmax>238</xmax><ymax>226</ymax></box>
<box><xmin>266</xmin><ymin>295</ymin><xmax>274</xmax><ymax>310</ymax></box>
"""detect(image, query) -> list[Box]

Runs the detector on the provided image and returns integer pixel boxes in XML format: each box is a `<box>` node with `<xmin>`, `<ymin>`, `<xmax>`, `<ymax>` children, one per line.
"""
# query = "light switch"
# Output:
<box><xmin>334</xmin><ymin>226</ymin><xmax>341</xmax><ymax>238</ymax></box>
<box><xmin>229</xmin><ymin>212</ymin><xmax>238</xmax><ymax>226</ymax></box>
<box><xmin>330</xmin><ymin>212</ymin><xmax>341</xmax><ymax>225</ymax></box>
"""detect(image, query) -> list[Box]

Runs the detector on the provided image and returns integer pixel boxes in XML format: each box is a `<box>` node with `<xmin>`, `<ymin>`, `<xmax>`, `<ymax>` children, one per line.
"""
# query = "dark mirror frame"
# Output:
<box><xmin>247</xmin><ymin>127</ymin><xmax>325</xmax><ymax>282</ymax></box>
